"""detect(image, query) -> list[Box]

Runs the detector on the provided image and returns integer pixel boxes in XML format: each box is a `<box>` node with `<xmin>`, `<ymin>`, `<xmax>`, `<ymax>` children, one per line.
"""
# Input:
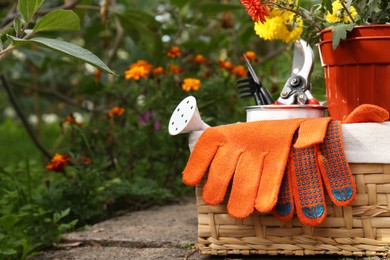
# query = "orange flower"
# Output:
<box><xmin>76</xmin><ymin>156</ymin><xmax>92</xmax><ymax>165</ymax></box>
<box><xmin>125</xmin><ymin>60</ymin><xmax>152</xmax><ymax>80</ymax></box>
<box><xmin>130</xmin><ymin>60</ymin><xmax>152</xmax><ymax>71</ymax></box>
<box><xmin>63</xmin><ymin>114</ymin><xmax>82</xmax><ymax>126</ymax></box>
<box><xmin>94</xmin><ymin>69</ymin><xmax>102</xmax><ymax>83</ymax></box>
<box><xmin>167</xmin><ymin>46</ymin><xmax>182</xmax><ymax>58</ymax></box>
<box><xmin>219</xmin><ymin>59</ymin><xmax>234</xmax><ymax>70</ymax></box>
<box><xmin>47</xmin><ymin>153</ymin><xmax>70</xmax><ymax>172</ymax></box>
<box><xmin>232</xmin><ymin>65</ymin><xmax>247</xmax><ymax>78</ymax></box>
<box><xmin>240</xmin><ymin>0</ymin><xmax>270</xmax><ymax>23</ymax></box>
<box><xmin>245</xmin><ymin>51</ymin><xmax>259</xmax><ymax>62</ymax></box>
<box><xmin>125</xmin><ymin>66</ymin><xmax>149</xmax><ymax>80</ymax></box>
<box><xmin>152</xmin><ymin>66</ymin><xmax>166</xmax><ymax>76</ymax></box>
<box><xmin>169</xmin><ymin>64</ymin><xmax>183</xmax><ymax>74</ymax></box>
<box><xmin>108</xmin><ymin>107</ymin><xmax>125</xmax><ymax>117</ymax></box>
<box><xmin>189</xmin><ymin>54</ymin><xmax>208</xmax><ymax>64</ymax></box>
<box><xmin>181</xmin><ymin>78</ymin><xmax>201</xmax><ymax>92</ymax></box>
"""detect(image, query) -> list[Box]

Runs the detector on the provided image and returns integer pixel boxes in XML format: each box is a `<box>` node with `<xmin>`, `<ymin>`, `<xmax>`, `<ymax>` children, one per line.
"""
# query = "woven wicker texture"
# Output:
<box><xmin>196</xmin><ymin>163</ymin><xmax>390</xmax><ymax>257</ymax></box>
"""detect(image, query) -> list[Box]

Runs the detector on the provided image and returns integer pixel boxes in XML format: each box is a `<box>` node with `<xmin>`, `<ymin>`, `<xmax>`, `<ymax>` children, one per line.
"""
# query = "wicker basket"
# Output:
<box><xmin>195</xmin><ymin>163</ymin><xmax>390</xmax><ymax>257</ymax></box>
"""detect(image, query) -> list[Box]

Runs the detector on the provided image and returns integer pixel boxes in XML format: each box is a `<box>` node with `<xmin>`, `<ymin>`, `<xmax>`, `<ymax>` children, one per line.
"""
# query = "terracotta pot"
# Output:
<box><xmin>318</xmin><ymin>24</ymin><xmax>390</xmax><ymax>120</ymax></box>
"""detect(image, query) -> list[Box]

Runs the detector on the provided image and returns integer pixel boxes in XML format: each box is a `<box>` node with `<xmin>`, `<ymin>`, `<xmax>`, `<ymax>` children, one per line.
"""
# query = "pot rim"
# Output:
<box><xmin>319</xmin><ymin>24</ymin><xmax>390</xmax><ymax>36</ymax></box>
<box><xmin>318</xmin><ymin>35</ymin><xmax>390</xmax><ymax>45</ymax></box>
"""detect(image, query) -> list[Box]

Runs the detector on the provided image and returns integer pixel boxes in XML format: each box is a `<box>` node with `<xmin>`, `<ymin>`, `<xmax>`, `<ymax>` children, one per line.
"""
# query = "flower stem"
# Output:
<box><xmin>267</xmin><ymin>1</ymin><xmax>323</xmax><ymax>32</ymax></box>
<box><xmin>340</xmin><ymin>1</ymin><xmax>355</xmax><ymax>23</ymax></box>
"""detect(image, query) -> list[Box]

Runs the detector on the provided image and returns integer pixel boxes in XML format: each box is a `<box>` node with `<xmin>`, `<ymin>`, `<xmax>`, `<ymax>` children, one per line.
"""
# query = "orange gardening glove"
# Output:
<box><xmin>269</xmin><ymin>117</ymin><xmax>331</xmax><ymax>222</ymax></box>
<box><xmin>273</xmin><ymin>120</ymin><xmax>356</xmax><ymax>226</ymax></box>
<box><xmin>343</xmin><ymin>104</ymin><xmax>389</xmax><ymax>123</ymax></box>
<box><xmin>182</xmin><ymin>118</ymin><xmax>306</xmax><ymax>219</ymax></box>
<box><xmin>272</xmin><ymin>104</ymin><xmax>388</xmax><ymax>226</ymax></box>
<box><xmin>256</xmin><ymin>117</ymin><xmax>332</xmax><ymax>214</ymax></box>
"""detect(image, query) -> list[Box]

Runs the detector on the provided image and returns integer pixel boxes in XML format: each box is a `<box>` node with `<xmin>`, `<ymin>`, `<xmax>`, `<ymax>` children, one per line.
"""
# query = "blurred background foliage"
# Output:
<box><xmin>0</xmin><ymin>0</ymin><xmax>326</xmax><ymax>258</ymax></box>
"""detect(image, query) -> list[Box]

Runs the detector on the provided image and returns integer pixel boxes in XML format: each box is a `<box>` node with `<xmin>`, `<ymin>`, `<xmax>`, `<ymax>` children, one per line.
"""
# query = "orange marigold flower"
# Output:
<box><xmin>232</xmin><ymin>65</ymin><xmax>247</xmax><ymax>78</ymax></box>
<box><xmin>219</xmin><ymin>59</ymin><xmax>234</xmax><ymax>70</ymax></box>
<box><xmin>63</xmin><ymin>114</ymin><xmax>82</xmax><ymax>126</ymax></box>
<box><xmin>169</xmin><ymin>64</ymin><xmax>183</xmax><ymax>74</ymax></box>
<box><xmin>125</xmin><ymin>60</ymin><xmax>152</xmax><ymax>80</ymax></box>
<box><xmin>130</xmin><ymin>60</ymin><xmax>153</xmax><ymax>71</ymax></box>
<box><xmin>181</xmin><ymin>78</ymin><xmax>201</xmax><ymax>92</ymax></box>
<box><xmin>108</xmin><ymin>107</ymin><xmax>125</xmax><ymax>117</ymax></box>
<box><xmin>245</xmin><ymin>51</ymin><xmax>259</xmax><ymax>62</ymax></box>
<box><xmin>77</xmin><ymin>156</ymin><xmax>92</xmax><ymax>165</ymax></box>
<box><xmin>152</xmin><ymin>66</ymin><xmax>166</xmax><ymax>76</ymax></box>
<box><xmin>94</xmin><ymin>69</ymin><xmax>102</xmax><ymax>83</ymax></box>
<box><xmin>240</xmin><ymin>0</ymin><xmax>270</xmax><ymax>23</ymax></box>
<box><xmin>47</xmin><ymin>153</ymin><xmax>70</xmax><ymax>172</ymax></box>
<box><xmin>167</xmin><ymin>46</ymin><xmax>182</xmax><ymax>58</ymax></box>
<box><xmin>190</xmin><ymin>54</ymin><xmax>208</xmax><ymax>64</ymax></box>
<box><xmin>125</xmin><ymin>66</ymin><xmax>149</xmax><ymax>80</ymax></box>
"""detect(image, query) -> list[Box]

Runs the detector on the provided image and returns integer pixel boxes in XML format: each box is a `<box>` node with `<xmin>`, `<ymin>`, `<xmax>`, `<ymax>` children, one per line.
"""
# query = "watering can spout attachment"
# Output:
<box><xmin>168</xmin><ymin>96</ymin><xmax>210</xmax><ymax>136</ymax></box>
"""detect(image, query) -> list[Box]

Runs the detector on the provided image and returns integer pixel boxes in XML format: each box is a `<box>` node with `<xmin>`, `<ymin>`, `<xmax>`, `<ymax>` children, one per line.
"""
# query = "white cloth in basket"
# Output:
<box><xmin>342</xmin><ymin>122</ymin><xmax>390</xmax><ymax>163</ymax></box>
<box><xmin>188</xmin><ymin>122</ymin><xmax>390</xmax><ymax>164</ymax></box>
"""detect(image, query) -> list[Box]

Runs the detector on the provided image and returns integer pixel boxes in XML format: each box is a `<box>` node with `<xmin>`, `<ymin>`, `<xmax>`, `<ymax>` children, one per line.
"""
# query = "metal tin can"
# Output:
<box><xmin>246</xmin><ymin>105</ymin><xmax>328</xmax><ymax>122</ymax></box>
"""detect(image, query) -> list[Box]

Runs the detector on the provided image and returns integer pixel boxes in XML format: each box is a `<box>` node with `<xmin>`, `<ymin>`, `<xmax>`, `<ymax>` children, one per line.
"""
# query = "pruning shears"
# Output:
<box><xmin>275</xmin><ymin>39</ymin><xmax>320</xmax><ymax>105</ymax></box>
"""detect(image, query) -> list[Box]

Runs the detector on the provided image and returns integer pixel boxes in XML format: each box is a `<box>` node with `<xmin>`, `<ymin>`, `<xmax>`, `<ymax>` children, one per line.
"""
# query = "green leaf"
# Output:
<box><xmin>321</xmin><ymin>0</ymin><xmax>332</xmax><ymax>12</ymax></box>
<box><xmin>7</xmin><ymin>35</ymin><xmax>116</xmax><ymax>75</ymax></box>
<box><xmin>0</xmin><ymin>248</ymin><xmax>18</xmax><ymax>255</ymax></box>
<box><xmin>0</xmin><ymin>214</ymin><xmax>19</xmax><ymax>232</ymax></box>
<box><xmin>33</xmin><ymin>10</ymin><xmax>80</xmax><ymax>33</ymax></box>
<box><xmin>17</xmin><ymin>0</ymin><xmax>44</xmax><ymax>23</ymax></box>
<box><xmin>331</xmin><ymin>23</ymin><xmax>355</xmax><ymax>49</ymax></box>
<box><xmin>115</xmin><ymin>9</ymin><xmax>163</xmax><ymax>60</ymax></box>
<box><xmin>170</xmin><ymin>0</ymin><xmax>192</xmax><ymax>8</ymax></box>
<box><xmin>13</xmin><ymin>16</ymin><xmax>23</xmax><ymax>35</ymax></box>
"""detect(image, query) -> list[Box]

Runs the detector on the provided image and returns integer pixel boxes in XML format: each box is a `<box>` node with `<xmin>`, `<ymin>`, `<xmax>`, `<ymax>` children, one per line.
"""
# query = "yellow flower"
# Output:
<box><xmin>254</xmin><ymin>9</ymin><xmax>302</xmax><ymax>43</ymax></box>
<box><xmin>325</xmin><ymin>1</ymin><xmax>357</xmax><ymax>23</ymax></box>
<box><xmin>181</xmin><ymin>78</ymin><xmax>201</xmax><ymax>92</ymax></box>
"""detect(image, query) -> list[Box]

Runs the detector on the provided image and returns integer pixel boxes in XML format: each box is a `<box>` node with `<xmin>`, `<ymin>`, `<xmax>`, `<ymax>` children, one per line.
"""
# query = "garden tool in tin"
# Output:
<box><xmin>276</xmin><ymin>39</ymin><xmax>319</xmax><ymax>105</ymax></box>
<box><xmin>237</xmin><ymin>54</ymin><xmax>274</xmax><ymax>105</ymax></box>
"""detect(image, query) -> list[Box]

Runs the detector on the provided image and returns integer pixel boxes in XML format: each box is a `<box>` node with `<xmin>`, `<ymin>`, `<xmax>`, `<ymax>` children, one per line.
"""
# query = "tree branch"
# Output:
<box><xmin>0</xmin><ymin>74</ymin><xmax>52</xmax><ymax>160</ymax></box>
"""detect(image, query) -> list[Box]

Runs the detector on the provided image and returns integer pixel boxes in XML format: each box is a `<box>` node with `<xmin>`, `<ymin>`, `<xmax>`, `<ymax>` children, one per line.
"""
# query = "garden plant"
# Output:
<box><xmin>0</xmin><ymin>0</ymin><xmax>326</xmax><ymax>259</ymax></box>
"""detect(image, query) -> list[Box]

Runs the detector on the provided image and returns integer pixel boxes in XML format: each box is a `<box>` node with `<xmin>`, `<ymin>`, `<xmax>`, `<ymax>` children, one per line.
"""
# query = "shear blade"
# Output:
<box><xmin>291</xmin><ymin>39</ymin><xmax>314</xmax><ymax>84</ymax></box>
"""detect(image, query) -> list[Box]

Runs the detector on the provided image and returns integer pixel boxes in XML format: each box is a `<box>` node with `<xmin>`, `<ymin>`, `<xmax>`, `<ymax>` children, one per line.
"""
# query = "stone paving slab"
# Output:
<box><xmin>33</xmin><ymin>200</ymin><xmax>201</xmax><ymax>259</ymax></box>
<box><xmin>32</xmin><ymin>246</ymin><xmax>200</xmax><ymax>259</ymax></box>
<box><xmin>61</xmin><ymin>201</ymin><xmax>198</xmax><ymax>248</ymax></box>
<box><xmin>32</xmin><ymin>199</ymin><xmax>347</xmax><ymax>259</ymax></box>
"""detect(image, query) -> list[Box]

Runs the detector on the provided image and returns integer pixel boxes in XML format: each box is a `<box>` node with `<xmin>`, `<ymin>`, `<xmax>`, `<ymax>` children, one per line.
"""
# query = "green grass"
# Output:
<box><xmin>0</xmin><ymin>119</ymin><xmax>60</xmax><ymax>166</ymax></box>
